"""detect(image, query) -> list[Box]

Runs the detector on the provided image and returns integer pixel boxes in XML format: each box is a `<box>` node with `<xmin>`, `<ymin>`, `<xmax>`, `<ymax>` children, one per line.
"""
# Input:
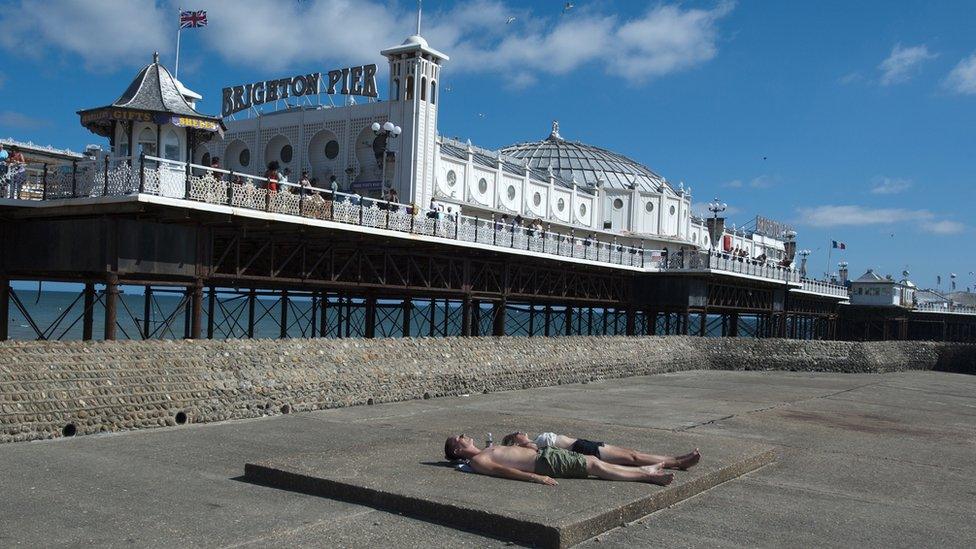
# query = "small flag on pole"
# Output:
<box><xmin>180</xmin><ymin>10</ymin><xmax>208</xmax><ymax>29</ymax></box>
<box><xmin>831</xmin><ymin>240</ymin><xmax>846</xmax><ymax>250</ymax></box>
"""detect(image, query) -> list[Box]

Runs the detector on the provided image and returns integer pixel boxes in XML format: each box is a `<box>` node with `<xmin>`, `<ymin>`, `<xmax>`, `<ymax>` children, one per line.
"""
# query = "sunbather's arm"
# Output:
<box><xmin>469</xmin><ymin>456</ymin><xmax>557</xmax><ymax>485</ymax></box>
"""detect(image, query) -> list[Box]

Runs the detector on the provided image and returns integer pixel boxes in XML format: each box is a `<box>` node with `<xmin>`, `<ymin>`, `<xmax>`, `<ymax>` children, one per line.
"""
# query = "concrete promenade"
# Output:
<box><xmin>1</xmin><ymin>369</ymin><xmax>974</xmax><ymax>547</ymax></box>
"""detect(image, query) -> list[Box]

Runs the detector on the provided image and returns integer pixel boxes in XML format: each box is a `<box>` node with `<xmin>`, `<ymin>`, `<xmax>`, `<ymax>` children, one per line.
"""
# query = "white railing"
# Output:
<box><xmin>914</xmin><ymin>302</ymin><xmax>976</xmax><ymax>315</ymax></box>
<box><xmin>652</xmin><ymin>249</ymin><xmax>800</xmax><ymax>283</ymax></box>
<box><xmin>800</xmin><ymin>278</ymin><xmax>849</xmax><ymax>298</ymax></box>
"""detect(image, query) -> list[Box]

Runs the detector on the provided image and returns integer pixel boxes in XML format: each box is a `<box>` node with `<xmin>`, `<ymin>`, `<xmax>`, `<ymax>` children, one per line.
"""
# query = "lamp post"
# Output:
<box><xmin>707</xmin><ymin>197</ymin><xmax>727</xmax><ymax>250</ymax></box>
<box><xmin>797</xmin><ymin>249</ymin><xmax>811</xmax><ymax>278</ymax></box>
<box><xmin>371</xmin><ymin>121</ymin><xmax>402</xmax><ymax>198</ymax></box>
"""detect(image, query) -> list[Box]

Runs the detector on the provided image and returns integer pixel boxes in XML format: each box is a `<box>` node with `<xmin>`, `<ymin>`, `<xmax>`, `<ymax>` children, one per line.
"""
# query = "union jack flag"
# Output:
<box><xmin>179</xmin><ymin>10</ymin><xmax>207</xmax><ymax>29</ymax></box>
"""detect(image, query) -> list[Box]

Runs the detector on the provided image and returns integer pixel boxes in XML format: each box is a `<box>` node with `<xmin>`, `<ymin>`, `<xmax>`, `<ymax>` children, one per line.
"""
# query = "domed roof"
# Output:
<box><xmin>501</xmin><ymin>121</ymin><xmax>668</xmax><ymax>193</ymax></box>
<box><xmin>402</xmin><ymin>34</ymin><xmax>429</xmax><ymax>48</ymax></box>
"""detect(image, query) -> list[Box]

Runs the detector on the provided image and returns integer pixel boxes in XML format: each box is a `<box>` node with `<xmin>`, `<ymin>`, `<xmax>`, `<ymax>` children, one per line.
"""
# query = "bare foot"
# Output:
<box><xmin>671</xmin><ymin>449</ymin><xmax>701</xmax><ymax>470</ymax></box>
<box><xmin>641</xmin><ymin>465</ymin><xmax>674</xmax><ymax>486</ymax></box>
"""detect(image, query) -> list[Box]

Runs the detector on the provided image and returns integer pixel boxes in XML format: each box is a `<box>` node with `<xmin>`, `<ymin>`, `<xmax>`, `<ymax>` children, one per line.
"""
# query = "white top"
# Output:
<box><xmin>534</xmin><ymin>432</ymin><xmax>558</xmax><ymax>448</ymax></box>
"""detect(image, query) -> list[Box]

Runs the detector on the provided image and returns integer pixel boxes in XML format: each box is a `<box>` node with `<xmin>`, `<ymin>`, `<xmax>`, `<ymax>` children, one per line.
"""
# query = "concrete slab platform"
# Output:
<box><xmin>243</xmin><ymin>423</ymin><xmax>775</xmax><ymax>548</ymax></box>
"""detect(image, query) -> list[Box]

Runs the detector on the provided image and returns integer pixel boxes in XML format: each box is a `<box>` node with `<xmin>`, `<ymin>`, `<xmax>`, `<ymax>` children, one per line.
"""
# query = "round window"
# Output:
<box><xmin>612</xmin><ymin>198</ymin><xmax>624</xmax><ymax>210</ymax></box>
<box><xmin>280</xmin><ymin>144</ymin><xmax>293</xmax><ymax>163</ymax></box>
<box><xmin>447</xmin><ymin>170</ymin><xmax>457</xmax><ymax>187</ymax></box>
<box><xmin>557</xmin><ymin>198</ymin><xmax>565</xmax><ymax>211</ymax></box>
<box><xmin>507</xmin><ymin>186</ymin><xmax>516</xmax><ymax>200</ymax></box>
<box><xmin>324</xmin><ymin>140</ymin><xmax>339</xmax><ymax>160</ymax></box>
<box><xmin>645</xmin><ymin>202</ymin><xmax>654</xmax><ymax>213</ymax></box>
<box><xmin>533</xmin><ymin>192</ymin><xmax>541</xmax><ymax>207</ymax></box>
<box><xmin>239</xmin><ymin>149</ymin><xmax>250</xmax><ymax>167</ymax></box>
<box><xmin>478</xmin><ymin>178</ymin><xmax>488</xmax><ymax>193</ymax></box>
<box><xmin>579</xmin><ymin>203</ymin><xmax>587</xmax><ymax>217</ymax></box>
<box><xmin>704</xmin><ymin>235</ymin><xmax>709</xmax><ymax>245</ymax></box>
<box><xmin>669</xmin><ymin>205</ymin><xmax>676</xmax><ymax>215</ymax></box>
<box><xmin>201</xmin><ymin>152</ymin><xmax>211</xmax><ymax>167</ymax></box>
<box><xmin>692</xmin><ymin>233</ymin><xmax>698</xmax><ymax>243</ymax></box>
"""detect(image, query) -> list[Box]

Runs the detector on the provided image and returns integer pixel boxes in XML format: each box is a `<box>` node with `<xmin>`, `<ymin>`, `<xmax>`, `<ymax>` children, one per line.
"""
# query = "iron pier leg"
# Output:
<box><xmin>247</xmin><ymin>288</ymin><xmax>256</xmax><ymax>339</ymax></box>
<box><xmin>626</xmin><ymin>308</ymin><xmax>636</xmax><ymax>336</ymax></box>
<box><xmin>191</xmin><ymin>280</ymin><xmax>203</xmax><ymax>339</ymax></box>
<box><xmin>461</xmin><ymin>295</ymin><xmax>471</xmax><ymax>337</ymax></box>
<box><xmin>442</xmin><ymin>299</ymin><xmax>449</xmax><ymax>336</ymax></box>
<box><xmin>542</xmin><ymin>303</ymin><xmax>552</xmax><ymax>337</ymax></box>
<box><xmin>589</xmin><ymin>307</ymin><xmax>595</xmax><ymax>335</ymax></box>
<box><xmin>728</xmin><ymin>312</ymin><xmax>739</xmax><ymax>337</ymax></box>
<box><xmin>207</xmin><ymin>286</ymin><xmax>216</xmax><ymax>339</ymax></box>
<box><xmin>143</xmin><ymin>285</ymin><xmax>152</xmax><ymax>339</ymax></box>
<box><xmin>104</xmin><ymin>274</ymin><xmax>119</xmax><ymax>341</ymax></box>
<box><xmin>364</xmin><ymin>294</ymin><xmax>377</xmax><ymax>339</ymax></box>
<box><xmin>320</xmin><ymin>292</ymin><xmax>329</xmax><ymax>337</ymax></box>
<box><xmin>602</xmin><ymin>307</ymin><xmax>609</xmax><ymax>335</ymax></box>
<box><xmin>493</xmin><ymin>299</ymin><xmax>506</xmax><ymax>336</ymax></box>
<box><xmin>428</xmin><ymin>298</ymin><xmax>436</xmax><ymax>337</ymax></box>
<box><xmin>471</xmin><ymin>299</ymin><xmax>481</xmax><ymax>336</ymax></box>
<box><xmin>402</xmin><ymin>297</ymin><xmax>412</xmax><ymax>337</ymax></box>
<box><xmin>0</xmin><ymin>277</ymin><xmax>8</xmax><ymax>341</ymax></box>
<box><xmin>310</xmin><ymin>291</ymin><xmax>318</xmax><ymax>338</ymax></box>
<box><xmin>83</xmin><ymin>283</ymin><xmax>95</xmax><ymax>341</ymax></box>
<box><xmin>279</xmin><ymin>289</ymin><xmax>289</xmax><ymax>339</ymax></box>
<box><xmin>565</xmin><ymin>305</ymin><xmax>573</xmax><ymax>336</ymax></box>
<box><xmin>699</xmin><ymin>312</ymin><xmax>707</xmax><ymax>337</ymax></box>
<box><xmin>528</xmin><ymin>303</ymin><xmax>535</xmax><ymax>337</ymax></box>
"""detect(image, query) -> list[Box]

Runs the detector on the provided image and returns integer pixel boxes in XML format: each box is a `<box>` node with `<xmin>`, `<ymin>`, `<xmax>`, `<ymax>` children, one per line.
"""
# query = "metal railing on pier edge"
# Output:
<box><xmin>3</xmin><ymin>154</ymin><xmax>846</xmax><ymax>293</ymax></box>
<box><xmin>914</xmin><ymin>302</ymin><xmax>976</xmax><ymax>316</ymax></box>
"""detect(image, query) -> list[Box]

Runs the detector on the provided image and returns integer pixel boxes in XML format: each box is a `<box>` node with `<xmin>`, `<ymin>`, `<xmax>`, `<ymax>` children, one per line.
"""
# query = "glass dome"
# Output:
<box><xmin>501</xmin><ymin>121</ymin><xmax>668</xmax><ymax>193</ymax></box>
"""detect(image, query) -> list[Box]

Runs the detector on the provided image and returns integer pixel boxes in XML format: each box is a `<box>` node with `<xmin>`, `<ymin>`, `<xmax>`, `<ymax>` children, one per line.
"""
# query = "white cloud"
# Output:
<box><xmin>721</xmin><ymin>174</ymin><xmax>774</xmax><ymax>189</ymax></box>
<box><xmin>944</xmin><ymin>52</ymin><xmax>976</xmax><ymax>95</ymax></box>
<box><xmin>0</xmin><ymin>110</ymin><xmax>50</xmax><ymax>129</ymax></box>
<box><xmin>722</xmin><ymin>179</ymin><xmax>743</xmax><ymax>188</ymax></box>
<box><xmin>0</xmin><ymin>0</ymin><xmax>733</xmax><ymax>85</ymax></box>
<box><xmin>870</xmin><ymin>176</ymin><xmax>912</xmax><ymax>195</ymax></box>
<box><xmin>878</xmin><ymin>44</ymin><xmax>936</xmax><ymax>86</ymax></box>
<box><xmin>0</xmin><ymin>0</ymin><xmax>169</xmax><ymax>70</ymax></box>
<box><xmin>797</xmin><ymin>205</ymin><xmax>965</xmax><ymax>234</ymax></box>
<box><xmin>923</xmin><ymin>220</ymin><xmax>965</xmax><ymax>234</ymax></box>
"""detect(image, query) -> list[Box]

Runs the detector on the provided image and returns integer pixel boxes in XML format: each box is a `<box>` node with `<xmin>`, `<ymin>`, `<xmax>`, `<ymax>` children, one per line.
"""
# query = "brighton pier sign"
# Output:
<box><xmin>221</xmin><ymin>64</ymin><xmax>378</xmax><ymax>118</ymax></box>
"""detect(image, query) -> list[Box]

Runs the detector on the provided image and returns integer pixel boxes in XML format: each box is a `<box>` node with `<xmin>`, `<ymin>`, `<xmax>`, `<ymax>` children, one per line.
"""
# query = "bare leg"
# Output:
<box><xmin>585</xmin><ymin>457</ymin><xmax>674</xmax><ymax>485</ymax></box>
<box><xmin>598</xmin><ymin>445</ymin><xmax>701</xmax><ymax>470</ymax></box>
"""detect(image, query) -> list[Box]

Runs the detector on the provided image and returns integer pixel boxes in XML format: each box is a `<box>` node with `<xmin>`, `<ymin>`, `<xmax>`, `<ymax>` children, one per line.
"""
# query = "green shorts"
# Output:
<box><xmin>534</xmin><ymin>447</ymin><xmax>589</xmax><ymax>479</ymax></box>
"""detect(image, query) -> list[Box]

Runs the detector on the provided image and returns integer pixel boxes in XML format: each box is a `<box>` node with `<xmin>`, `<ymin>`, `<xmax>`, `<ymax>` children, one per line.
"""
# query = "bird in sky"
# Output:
<box><xmin>563</xmin><ymin>3</ymin><xmax>574</xmax><ymax>13</ymax></box>
<box><xmin>762</xmin><ymin>156</ymin><xmax>767</xmax><ymax>161</ymax></box>
<box><xmin>477</xmin><ymin>113</ymin><xmax>487</xmax><ymax>119</ymax></box>
<box><xmin>506</xmin><ymin>16</ymin><xmax>517</xmax><ymax>24</ymax></box>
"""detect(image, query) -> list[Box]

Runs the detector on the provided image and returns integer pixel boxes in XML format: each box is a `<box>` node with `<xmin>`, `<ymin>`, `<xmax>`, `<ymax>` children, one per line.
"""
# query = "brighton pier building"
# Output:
<box><xmin>200</xmin><ymin>33</ymin><xmax>781</xmax><ymax>259</ymax></box>
<box><xmin>2</xmin><ymin>27</ymin><xmax>973</xmax><ymax>344</ymax></box>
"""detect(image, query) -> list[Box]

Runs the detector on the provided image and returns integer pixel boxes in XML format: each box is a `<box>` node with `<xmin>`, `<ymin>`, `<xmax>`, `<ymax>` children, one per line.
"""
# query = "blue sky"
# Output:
<box><xmin>1</xmin><ymin>0</ymin><xmax>974</xmax><ymax>291</ymax></box>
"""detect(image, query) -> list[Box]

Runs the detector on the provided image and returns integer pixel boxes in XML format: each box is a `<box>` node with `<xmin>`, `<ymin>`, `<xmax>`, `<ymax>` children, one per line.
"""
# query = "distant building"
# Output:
<box><xmin>849</xmin><ymin>269</ymin><xmax>915</xmax><ymax>308</ymax></box>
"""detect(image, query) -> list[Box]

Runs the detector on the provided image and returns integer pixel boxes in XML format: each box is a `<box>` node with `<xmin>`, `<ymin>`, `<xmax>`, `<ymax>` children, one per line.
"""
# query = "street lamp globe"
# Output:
<box><xmin>393</xmin><ymin>125</ymin><xmax>402</xmax><ymax>136</ymax></box>
<box><xmin>371</xmin><ymin>122</ymin><xmax>381</xmax><ymax>133</ymax></box>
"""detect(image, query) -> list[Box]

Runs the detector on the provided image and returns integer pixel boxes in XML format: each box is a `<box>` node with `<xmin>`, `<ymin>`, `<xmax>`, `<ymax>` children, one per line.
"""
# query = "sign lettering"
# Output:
<box><xmin>221</xmin><ymin>64</ymin><xmax>378</xmax><ymax>118</ymax></box>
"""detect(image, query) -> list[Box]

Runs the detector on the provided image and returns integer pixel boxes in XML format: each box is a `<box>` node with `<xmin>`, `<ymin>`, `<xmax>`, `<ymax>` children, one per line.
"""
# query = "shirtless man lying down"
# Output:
<box><xmin>501</xmin><ymin>432</ymin><xmax>701</xmax><ymax>470</ymax></box>
<box><xmin>444</xmin><ymin>434</ymin><xmax>674</xmax><ymax>486</ymax></box>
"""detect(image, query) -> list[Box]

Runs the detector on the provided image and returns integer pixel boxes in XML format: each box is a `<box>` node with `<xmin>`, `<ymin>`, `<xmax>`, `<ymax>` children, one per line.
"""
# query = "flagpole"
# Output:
<box><xmin>174</xmin><ymin>6</ymin><xmax>182</xmax><ymax>79</ymax></box>
<box><xmin>825</xmin><ymin>237</ymin><xmax>831</xmax><ymax>279</ymax></box>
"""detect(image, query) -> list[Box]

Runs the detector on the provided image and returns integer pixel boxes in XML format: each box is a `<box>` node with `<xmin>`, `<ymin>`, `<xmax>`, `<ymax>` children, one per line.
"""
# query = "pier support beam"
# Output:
<box><xmin>247</xmin><ymin>288</ymin><xmax>256</xmax><ymax>339</ymax></box>
<box><xmin>279</xmin><ymin>289</ymin><xmax>289</xmax><ymax>339</ymax></box>
<box><xmin>728</xmin><ymin>312</ymin><xmax>739</xmax><ymax>338</ymax></box>
<box><xmin>143</xmin><ymin>286</ymin><xmax>152</xmax><ymax>339</ymax></box>
<box><xmin>565</xmin><ymin>305</ymin><xmax>573</xmax><ymax>336</ymax></box>
<box><xmin>625</xmin><ymin>308</ymin><xmax>636</xmax><ymax>336</ymax></box>
<box><xmin>364</xmin><ymin>294</ymin><xmax>377</xmax><ymax>339</ymax></box>
<box><xmin>104</xmin><ymin>274</ymin><xmax>118</xmax><ymax>341</ymax></box>
<box><xmin>461</xmin><ymin>295</ymin><xmax>471</xmax><ymax>336</ymax></box>
<box><xmin>190</xmin><ymin>280</ymin><xmax>203</xmax><ymax>339</ymax></box>
<box><xmin>82</xmin><ymin>282</ymin><xmax>95</xmax><ymax>341</ymax></box>
<box><xmin>493</xmin><ymin>299</ymin><xmax>506</xmax><ymax>336</ymax></box>
<box><xmin>0</xmin><ymin>277</ymin><xmax>8</xmax><ymax>341</ymax></box>
<box><xmin>402</xmin><ymin>297</ymin><xmax>413</xmax><ymax>338</ymax></box>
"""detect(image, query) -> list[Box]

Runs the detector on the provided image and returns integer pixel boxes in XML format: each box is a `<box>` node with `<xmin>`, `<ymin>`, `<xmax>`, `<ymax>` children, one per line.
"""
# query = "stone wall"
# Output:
<box><xmin>1</xmin><ymin>337</ymin><xmax>973</xmax><ymax>443</ymax></box>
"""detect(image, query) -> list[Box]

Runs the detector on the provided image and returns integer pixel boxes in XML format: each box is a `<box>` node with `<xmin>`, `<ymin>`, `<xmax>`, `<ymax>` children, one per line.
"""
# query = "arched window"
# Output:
<box><xmin>406</xmin><ymin>75</ymin><xmax>414</xmax><ymax>100</ymax></box>
<box><xmin>162</xmin><ymin>129</ymin><xmax>180</xmax><ymax>161</ymax></box>
<box><xmin>393</xmin><ymin>78</ymin><xmax>400</xmax><ymax>101</ymax></box>
<box><xmin>430</xmin><ymin>81</ymin><xmax>436</xmax><ymax>105</ymax></box>
<box><xmin>137</xmin><ymin>127</ymin><xmax>157</xmax><ymax>156</ymax></box>
<box><xmin>421</xmin><ymin>76</ymin><xmax>427</xmax><ymax>101</ymax></box>
<box><xmin>118</xmin><ymin>131</ymin><xmax>130</xmax><ymax>157</ymax></box>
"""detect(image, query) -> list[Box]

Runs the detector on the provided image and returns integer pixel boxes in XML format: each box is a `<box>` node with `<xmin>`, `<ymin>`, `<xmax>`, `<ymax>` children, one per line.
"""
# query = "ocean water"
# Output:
<box><xmin>3</xmin><ymin>287</ymin><xmax>757</xmax><ymax>341</ymax></box>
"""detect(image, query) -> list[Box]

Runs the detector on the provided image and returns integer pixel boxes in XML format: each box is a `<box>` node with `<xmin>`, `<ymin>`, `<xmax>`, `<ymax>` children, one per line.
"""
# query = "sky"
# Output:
<box><xmin>1</xmin><ymin>0</ymin><xmax>974</xmax><ymax>292</ymax></box>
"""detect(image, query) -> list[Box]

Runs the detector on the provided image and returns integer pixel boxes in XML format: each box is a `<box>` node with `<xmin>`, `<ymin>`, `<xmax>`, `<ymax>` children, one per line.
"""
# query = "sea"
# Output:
<box><xmin>4</xmin><ymin>285</ymin><xmax>743</xmax><ymax>341</ymax></box>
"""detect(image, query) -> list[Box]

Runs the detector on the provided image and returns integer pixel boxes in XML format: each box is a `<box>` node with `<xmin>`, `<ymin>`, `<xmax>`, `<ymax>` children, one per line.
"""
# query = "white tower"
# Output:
<box><xmin>381</xmin><ymin>12</ymin><xmax>448</xmax><ymax>207</ymax></box>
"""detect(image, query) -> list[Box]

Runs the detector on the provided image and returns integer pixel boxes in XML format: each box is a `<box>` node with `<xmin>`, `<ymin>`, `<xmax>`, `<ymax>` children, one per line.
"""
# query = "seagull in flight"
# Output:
<box><xmin>506</xmin><ymin>16</ymin><xmax>517</xmax><ymax>24</ymax></box>
<box><xmin>477</xmin><ymin>113</ymin><xmax>487</xmax><ymax>119</ymax></box>
<box><xmin>563</xmin><ymin>3</ymin><xmax>574</xmax><ymax>13</ymax></box>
